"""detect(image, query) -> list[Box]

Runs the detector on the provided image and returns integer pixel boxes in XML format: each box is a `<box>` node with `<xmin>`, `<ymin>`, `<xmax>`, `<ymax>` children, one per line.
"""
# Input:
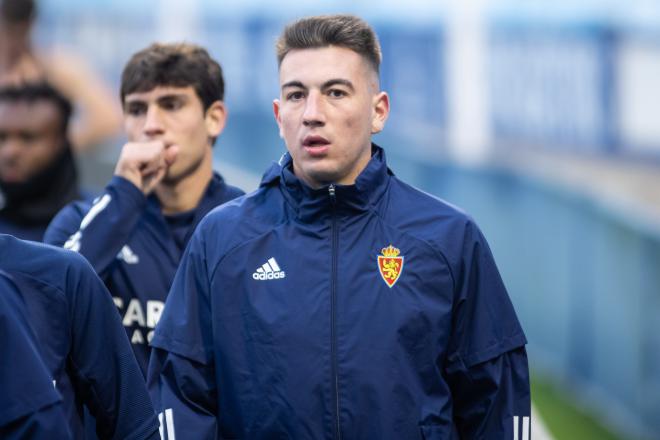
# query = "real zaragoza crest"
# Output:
<box><xmin>377</xmin><ymin>244</ymin><xmax>404</xmax><ymax>288</ymax></box>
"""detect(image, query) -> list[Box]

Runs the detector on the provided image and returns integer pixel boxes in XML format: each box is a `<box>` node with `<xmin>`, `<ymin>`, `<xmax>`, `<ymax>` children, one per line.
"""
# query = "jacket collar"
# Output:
<box><xmin>261</xmin><ymin>144</ymin><xmax>393</xmax><ymax>222</ymax></box>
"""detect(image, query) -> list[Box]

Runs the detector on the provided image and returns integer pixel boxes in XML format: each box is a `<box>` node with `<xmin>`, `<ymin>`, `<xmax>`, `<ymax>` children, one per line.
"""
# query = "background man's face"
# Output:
<box><xmin>122</xmin><ymin>85</ymin><xmax>216</xmax><ymax>184</ymax></box>
<box><xmin>274</xmin><ymin>45</ymin><xmax>388</xmax><ymax>189</ymax></box>
<box><xmin>0</xmin><ymin>99</ymin><xmax>64</xmax><ymax>183</ymax></box>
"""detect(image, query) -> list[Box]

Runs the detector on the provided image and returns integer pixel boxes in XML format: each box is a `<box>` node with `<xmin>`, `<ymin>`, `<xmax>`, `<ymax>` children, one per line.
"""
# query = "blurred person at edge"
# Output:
<box><xmin>0</xmin><ymin>236</ymin><xmax>161</xmax><ymax>440</ymax></box>
<box><xmin>0</xmin><ymin>270</ymin><xmax>72</xmax><ymax>440</ymax></box>
<box><xmin>45</xmin><ymin>42</ymin><xmax>245</xmax><ymax>376</ymax></box>
<box><xmin>0</xmin><ymin>82</ymin><xmax>82</xmax><ymax>241</ymax></box>
<box><xmin>0</xmin><ymin>0</ymin><xmax>121</xmax><ymax>151</ymax></box>
<box><xmin>148</xmin><ymin>14</ymin><xmax>531</xmax><ymax>440</ymax></box>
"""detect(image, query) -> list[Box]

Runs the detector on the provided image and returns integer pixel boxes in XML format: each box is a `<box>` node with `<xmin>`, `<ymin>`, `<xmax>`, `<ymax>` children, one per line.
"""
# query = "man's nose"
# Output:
<box><xmin>302</xmin><ymin>91</ymin><xmax>326</xmax><ymax>127</ymax></box>
<box><xmin>143</xmin><ymin>106</ymin><xmax>165</xmax><ymax>137</ymax></box>
<box><xmin>0</xmin><ymin>137</ymin><xmax>22</xmax><ymax>160</ymax></box>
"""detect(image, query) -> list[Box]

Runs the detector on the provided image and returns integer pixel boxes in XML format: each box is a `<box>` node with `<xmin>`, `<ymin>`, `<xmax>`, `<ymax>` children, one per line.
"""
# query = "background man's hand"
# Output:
<box><xmin>114</xmin><ymin>141</ymin><xmax>179</xmax><ymax>194</ymax></box>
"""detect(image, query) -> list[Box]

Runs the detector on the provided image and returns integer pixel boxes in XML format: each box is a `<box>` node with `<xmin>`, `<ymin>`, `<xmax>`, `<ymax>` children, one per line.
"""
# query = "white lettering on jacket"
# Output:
<box><xmin>114</xmin><ymin>297</ymin><xmax>165</xmax><ymax>345</ymax></box>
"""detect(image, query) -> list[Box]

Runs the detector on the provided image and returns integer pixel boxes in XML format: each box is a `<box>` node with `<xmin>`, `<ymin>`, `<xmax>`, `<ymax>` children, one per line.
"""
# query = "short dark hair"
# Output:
<box><xmin>276</xmin><ymin>14</ymin><xmax>381</xmax><ymax>74</ymax></box>
<box><xmin>0</xmin><ymin>0</ymin><xmax>35</xmax><ymax>24</ymax></box>
<box><xmin>0</xmin><ymin>82</ymin><xmax>72</xmax><ymax>135</ymax></box>
<box><xmin>120</xmin><ymin>42</ymin><xmax>225</xmax><ymax>111</ymax></box>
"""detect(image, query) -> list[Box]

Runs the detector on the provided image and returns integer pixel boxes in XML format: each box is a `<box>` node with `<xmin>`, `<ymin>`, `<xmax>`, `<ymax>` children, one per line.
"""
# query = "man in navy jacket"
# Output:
<box><xmin>149</xmin><ymin>15</ymin><xmax>531</xmax><ymax>439</ymax></box>
<box><xmin>45</xmin><ymin>43</ymin><xmax>244</xmax><ymax>375</ymax></box>
<box><xmin>0</xmin><ymin>235</ymin><xmax>159</xmax><ymax>439</ymax></box>
<box><xmin>0</xmin><ymin>271</ymin><xmax>71</xmax><ymax>439</ymax></box>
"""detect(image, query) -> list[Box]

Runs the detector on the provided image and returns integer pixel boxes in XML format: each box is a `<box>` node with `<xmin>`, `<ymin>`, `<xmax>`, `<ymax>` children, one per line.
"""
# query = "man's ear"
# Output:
<box><xmin>273</xmin><ymin>99</ymin><xmax>284</xmax><ymax>138</ymax></box>
<box><xmin>205</xmin><ymin>101</ymin><xmax>227</xmax><ymax>138</ymax></box>
<box><xmin>371</xmin><ymin>91</ymin><xmax>390</xmax><ymax>134</ymax></box>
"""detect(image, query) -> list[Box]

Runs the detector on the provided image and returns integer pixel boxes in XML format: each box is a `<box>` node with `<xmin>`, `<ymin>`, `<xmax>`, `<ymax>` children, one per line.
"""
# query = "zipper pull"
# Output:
<box><xmin>328</xmin><ymin>184</ymin><xmax>336</xmax><ymax>204</ymax></box>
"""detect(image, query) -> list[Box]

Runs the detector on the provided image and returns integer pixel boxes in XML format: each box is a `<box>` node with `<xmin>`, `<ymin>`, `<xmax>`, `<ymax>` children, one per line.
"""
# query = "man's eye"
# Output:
<box><xmin>162</xmin><ymin>99</ymin><xmax>183</xmax><ymax>111</ymax></box>
<box><xmin>19</xmin><ymin>133</ymin><xmax>38</xmax><ymax>143</ymax></box>
<box><xmin>126</xmin><ymin>105</ymin><xmax>145</xmax><ymax>116</ymax></box>
<box><xmin>328</xmin><ymin>89</ymin><xmax>346</xmax><ymax>98</ymax></box>
<box><xmin>287</xmin><ymin>91</ymin><xmax>305</xmax><ymax>101</ymax></box>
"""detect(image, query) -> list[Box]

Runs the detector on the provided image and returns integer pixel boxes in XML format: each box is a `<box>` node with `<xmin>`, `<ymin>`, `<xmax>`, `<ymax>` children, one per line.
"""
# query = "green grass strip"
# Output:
<box><xmin>532</xmin><ymin>375</ymin><xmax>632</xmax><ymax>440</ymax></box>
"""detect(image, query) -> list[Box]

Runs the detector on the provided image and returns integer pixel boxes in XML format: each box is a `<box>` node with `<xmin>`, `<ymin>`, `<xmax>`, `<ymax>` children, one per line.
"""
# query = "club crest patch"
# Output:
<box><xmin>377</xmin><ymin>245</ymin><xmax>404</xmax><ymax>288</ymax></box>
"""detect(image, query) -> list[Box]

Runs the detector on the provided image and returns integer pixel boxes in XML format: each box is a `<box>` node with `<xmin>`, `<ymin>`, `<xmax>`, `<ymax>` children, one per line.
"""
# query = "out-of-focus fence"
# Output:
<box><xmin>489</xmin><ymin>21</ymin><xmax>660</xmax><ymax>159</ymax></box>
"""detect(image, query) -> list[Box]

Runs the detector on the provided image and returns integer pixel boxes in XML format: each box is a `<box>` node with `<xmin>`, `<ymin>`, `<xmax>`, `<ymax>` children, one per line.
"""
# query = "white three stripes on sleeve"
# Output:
<box><xmin>158</xmin><ymin>408</ymin><xmax>176</xmax><ymax>440</ymax></box>
<box><xmin>514</xmin><ymin>416</ymin><xmax>531</xmax><ymax>440</ymax></box>
<box><xmin>63</xmin><ymin>194</ymin><xmax>112</xmax><ymax>252</ymax></box>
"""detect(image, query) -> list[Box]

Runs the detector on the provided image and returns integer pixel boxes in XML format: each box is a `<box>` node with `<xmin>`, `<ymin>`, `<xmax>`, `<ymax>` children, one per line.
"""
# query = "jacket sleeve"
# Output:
<box><xmin>0</xmin><ymin>273</ymin><xmax>72</xmax><ymax>439</ymax></box>
<box><xmin>148</xmin><ymin>348</ymin><xmax>218</xmax><ymax>440</ymax></box>
<box><xmin>446</xmin><ymin>346</ymin><xmax>530</xmax><ymax>439</ymax></box>
<box><xmin>443</xmin><ymin>220</ymin><xmax>530</xmax><ymax>438</ymax></box>
<box><xmin>65</xmin><ymin>255</ymin><xmax>159</xmax><ymax>440</ymax></box>
<box><xmin>148</xmin><ymin>226</ymin><xmax>219</xmax><ymax>440</ymax></box>
<box><xmin>44</xmin><ymin>176</ymin><xmax>147</xmax><ymax>278</ymax></box>
<box><xmin>1</xmin><ymin>402</ymin><xmax>73</xmax><ymax>440</ymax></box>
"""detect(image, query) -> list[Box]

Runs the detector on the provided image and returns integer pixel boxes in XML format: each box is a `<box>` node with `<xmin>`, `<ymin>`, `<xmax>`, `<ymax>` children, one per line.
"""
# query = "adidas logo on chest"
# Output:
<box><xmin>252</xmin><ymin>257</ymin><xmax>286</xmax><ymax>280</ymax></box>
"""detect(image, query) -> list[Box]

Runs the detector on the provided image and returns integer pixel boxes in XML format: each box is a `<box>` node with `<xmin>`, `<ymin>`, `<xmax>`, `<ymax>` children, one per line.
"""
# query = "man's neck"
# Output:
<box><xmin>155</xmin><ymin>162</ymin><xmax>213</xmax><ymax>216</ymax></box>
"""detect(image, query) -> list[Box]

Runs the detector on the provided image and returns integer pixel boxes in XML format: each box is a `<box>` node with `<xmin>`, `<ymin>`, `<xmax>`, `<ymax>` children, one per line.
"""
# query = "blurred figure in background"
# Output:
<box><xmin>45</xmin><ymin>42</ymin><xmax>245</xmax><ymax>376</ymax></box>
<box><xmin>0</xmin><ymin>0</ymin><xmax>121</xmax><ymax>151</ymax></box>
<box><xmin>0</xmin><ymin>270</ymin><xmax>72</xmax><ymax>440</ymax></box>
<box><xmin>0</xmin><ymin>82</ymin><xmax>81</xmax><ymax>241</ymax></box>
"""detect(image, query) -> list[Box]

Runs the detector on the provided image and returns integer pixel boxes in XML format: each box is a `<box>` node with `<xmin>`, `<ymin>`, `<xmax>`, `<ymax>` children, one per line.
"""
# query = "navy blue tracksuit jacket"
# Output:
<box><xmin>0</xmin><ymin>234</ymin><xmax>159</xmax><ymax>439</ymax></box>
<box><xmin>0</xmin><ymin>271</ymin><xmax>71</xmax><ymax>439</ymax></box>
<box><xmin>44</xmin><ymin>172</ymin><xmax>244</xmax><ymax>375</ymax></box>
<box><xmin>148</xmin><ymin>146</ymin><xmax>531</xmax><ymax>439</ymax></box>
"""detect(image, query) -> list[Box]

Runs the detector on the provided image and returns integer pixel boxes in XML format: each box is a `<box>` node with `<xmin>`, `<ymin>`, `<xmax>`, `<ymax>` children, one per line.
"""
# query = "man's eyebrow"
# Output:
<box><xmin>157</xmin><ymin>94</ymin><xmax>189</xmax><ymax>102</ymax></box>
<box><xmin>281</xmin><ymin>80</ymin><xmax>305</xmax><ymax>90</ymax></box>
<box><xmin>124</xmin><ymin>97</ymin><xmax>146</xmax><ymax>105</ymax></box>
<box><xmin>322</xmin><ymin>79</ymin><xmax>354</xmax><ymax>91</ymax></box>
<box><xmin>281</xmin><ymin>79</ymin><xmax>355</xmax><ymax>92</ymax></box>
<box><xmin>124</xmin><ymin>93</ymin><xmax>189</xmax><ymax>104</ymax></box>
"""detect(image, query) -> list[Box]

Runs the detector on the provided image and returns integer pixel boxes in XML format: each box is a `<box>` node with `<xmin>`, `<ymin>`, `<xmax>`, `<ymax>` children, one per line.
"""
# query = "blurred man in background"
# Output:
<box><xmin>0</xmin><ymin>82</ymin><xmax>81</xmax><ymax>241</ymax></box>
<box><xmin>0</xmin><ymin>0</ymin><xmax>121</xmax><ymax>151</ymax></box>
<box><xmin>148</xmin><ymin>14</ymin><xmax>530</xmax><ymax>439</ymax></box>
<box><xmin>45</xmin><ymin>42</ymin><xmax>244</xmax><ymax>376</ymax></box>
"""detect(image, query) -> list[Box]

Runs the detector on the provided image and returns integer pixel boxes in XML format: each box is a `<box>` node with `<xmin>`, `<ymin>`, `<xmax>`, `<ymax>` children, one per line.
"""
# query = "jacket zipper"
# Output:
<box><xmin>329</xmin><ymin>184</ymin><xmax>342</xmax><ymax>440</ymax></box>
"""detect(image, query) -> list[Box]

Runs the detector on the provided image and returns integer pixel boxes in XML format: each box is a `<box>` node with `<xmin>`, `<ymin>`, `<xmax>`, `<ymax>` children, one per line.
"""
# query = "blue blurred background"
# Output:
<box><xmin>33</xmin><ymin>1</ymin><xmax>660</xmax><ymax>438</ymax></box>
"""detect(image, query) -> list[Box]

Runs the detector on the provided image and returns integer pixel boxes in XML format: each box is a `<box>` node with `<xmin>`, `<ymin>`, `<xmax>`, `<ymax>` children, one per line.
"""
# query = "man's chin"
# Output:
<box><xmin>0</xmin><ymin>173</ymin><xmax>27</xmax><ymax>184</ymax></box>
<box><xmin>299</xmin><ymin>168</ymin><xmax>342</xmax><ymax>189</ymax></box>
<box><xmin>160</xmin><ymin>162</ymin><xmax>198</xmax><ymax>186</ymax></box>
<box><xmin>161</xmin><ymin>172</ymin><xmax>181</xmax><ymax>186</ymax></box>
